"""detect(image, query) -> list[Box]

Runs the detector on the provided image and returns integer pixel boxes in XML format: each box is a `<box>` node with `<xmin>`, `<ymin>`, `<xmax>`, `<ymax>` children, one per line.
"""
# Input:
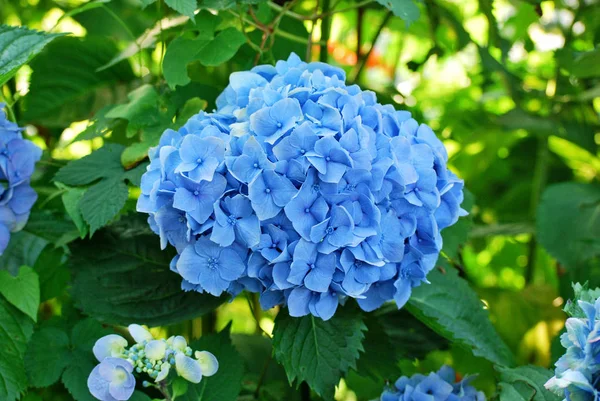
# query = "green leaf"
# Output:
<box><xmin>406</xmin><ymin>264</ymin><xmax>515</xmax><ymax>367</ymax></box>
<box><xmin>374</xmin><ymin>0</ymin><xmax>420</xmax><ymax>25</ymax></box>
<box><xmin>0</xmin><ymin>231</ymin><xmax>48</xmax><ymax>275</ymax></box>
<box><xmin>62</xmin><ymin>350</ymin><xmax>99</xmax><ymax>401</ymax></box>
<box><xmin>497</xmin><ymin>365</ymin><xmax>560</xmax><ymax>401</ymax></box>
<box><xmin>0</xmin><ymin>266</ymin><xmax>40</xmax><ymax>321</ymax></box>
<box><xmin>72</xmin><ymin>106</ymin><xmax>120</xmax><ymax>143</ymax></box>
<box><xmin>106</xmin><ymin>85</ymin><xmax>160</xmax><ymax>121</ymax></box>
<box><xmin>33</xmin><ymin>246</ymin><xmax>70</xmax><ymax>302</ymax></box>
<box><xmin>272</xmin><ymin>308</ymin><xmax>366</xmax><ymax>399</ymax></box>
<box><xmin>54</xmin><ymin>143</ymin><xmax>125</xmax><ymax>186</ymax></box>
<box><xmin>196</xmin><ymin>28</ymin><xmax>246</xmax><ymax>66</ymax></box>
<box><xmin>54</xmin><ymin>144</ymin><xmax>142</xmax><ymax>235</ymax></box>
<box><xmin>70</xmin><ymin>224</ymin><xmax>227</xmax><ymax>326</ymax></box>
<box><xmin>163</xmin><ymin>37</ymin><xmax>211</xmax><ymax>88</ymax></box>
<box><xmin>537</xmin><ymin>182</ymin><xmax>600</xmax><ymax>270</ymax></box>
<box><xmin>0</xmin><ymin>297</ymin><xmax>34</xmax><ymax>401</ymax></box>
<box><xmin>79</xmin><ymin>178</ymin><xmax>129</xmax><ymax>235</ymax></box>
<box><xmin>165</xmin><ymin>0</ymin><xmax>198</xmax><ymax>18</ymax></box>
<box><xmin>163</xmin><ymin>26</ymin><xmax>244</xmax><ymax>88</ymax></box>
<box><xmin>24</xmin><ymin>328</ymin><xmax>71</xmax><ymax>387</ymax></box>
<box><xmin>22</xmin><ymin>36</ymin><xmax>134</xmax><ymax>126</ymax></box>
<box><xmin>183</xmin><ymin>327</ymin><xmax>244</xmax><ymax>401</ymax></box>
<box><xmin>58</xmin><ymin>183</ymin><xmax>89</xmax><ymax>238</ymax></box>
<box><xmin>0</xmin><ymin>25</ymin><xmax>64</xmax><ymax>86</ymax></box>
<box><xmin>570</xmin><ymin>49</ymin><xmax>600</xmax><ymax>78</ymax></box>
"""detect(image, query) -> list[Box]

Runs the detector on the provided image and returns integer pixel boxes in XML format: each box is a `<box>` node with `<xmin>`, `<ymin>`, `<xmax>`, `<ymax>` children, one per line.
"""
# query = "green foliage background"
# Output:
<box><xmin>0</xmin><ymin>0</ymin><xmax>598</xmax><ymax>400</ymax></box>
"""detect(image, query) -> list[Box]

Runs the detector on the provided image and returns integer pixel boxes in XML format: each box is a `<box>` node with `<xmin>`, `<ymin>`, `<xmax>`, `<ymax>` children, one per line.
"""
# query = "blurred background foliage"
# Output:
<box><xmin>0</xmin><ymin>0</ymin><xmax>598</xmax><ymax>399</ymax></box>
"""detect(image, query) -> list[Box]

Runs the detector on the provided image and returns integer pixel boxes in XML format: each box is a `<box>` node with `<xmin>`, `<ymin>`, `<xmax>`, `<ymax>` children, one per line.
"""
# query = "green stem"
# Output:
<box><xmin>350</xmin><ymin>10</ymin><xmax>392</xmax><ymax>82</ymax></box>
<box><xmin>100</xmin><ymin>4</ymin><xmax>143</xmax><ymax>72</ymax></box>
<box><xmin>275</xmin><ymin>28</ymin><xmax>324</xmax><ymax>46</ymax></box>
<box><xmin>319</xmin><ymin>0</ymin><xmax>331</xmax><ymax>62</ymax></box>
<box><xmin>0</xmin><ymin>89</ymin><xmax>16</xmax><ymax>123</ymax></box>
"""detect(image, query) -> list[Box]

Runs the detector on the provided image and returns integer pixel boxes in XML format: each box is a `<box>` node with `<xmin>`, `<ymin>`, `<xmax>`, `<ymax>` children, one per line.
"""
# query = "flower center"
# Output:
<box><xmin>265</xmin><ymin>188</ymin><xmax>271</xmax><ymax>194</ymax></box>
<box><xmin>326</xmin><ymin>156</ymin><xmax>331</xmax><ymax>162</ymax></box>
<box><xmin>207</xmin><ymin>257</ymin><xmax>218</xmax><ymax>269</ymax></box>
<box><xmin>196</xmin><ymin>158</ymin><xmax>203</xmax><ymax>164</ymax></box>
<box><xmin>326</xmin><ymin>226</ymin><xmax>334</xmax><ymax>234</ymax></box>
<box><xmin>304</xmin><ymin>208</ymin><xmax>310</xmax><ymax>213</ymax></box>
<box><xmin>227</xmin><ymin>216</ymin><xmax>237</xmax><ymax>225</ymax></box>
<box><xmin>253</xmin><ymin>162</ymin><xmax>259</xmax><ymax>168</ymax></box>
<box><xmin>276</xmin><ymin>122</ymin><xmax>282</xmax><ymax>128</ymax></box>
<box><xmin>300</xmin><ymin>149</ymin><xmax>306</xmax><ymax>154</ymax></box>
<box><xmin>193</xmin><ymin>190</ymin><xmax>199</xmax><ymax>196</ymax></box>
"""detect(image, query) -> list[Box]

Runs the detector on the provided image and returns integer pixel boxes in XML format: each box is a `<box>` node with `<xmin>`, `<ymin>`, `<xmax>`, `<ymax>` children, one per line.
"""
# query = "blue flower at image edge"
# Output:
<box><xmin>136</xmin><ymin>53</ymin><xmax>467</xmax><ymax>320</ymax></box>
<box><xmin>381</xmin><ymin>366</ymin><xmax>485</xmax><ymax>401</ymax></box>
<box><xmin>0</xmin><ymin>104</ymin><xmax>41</xmax><ymax>254</ymax></box>
<box><xmin>545</xmin><ymin>294</ymin><xmax>600</xmax><ymax>401</ymax></box>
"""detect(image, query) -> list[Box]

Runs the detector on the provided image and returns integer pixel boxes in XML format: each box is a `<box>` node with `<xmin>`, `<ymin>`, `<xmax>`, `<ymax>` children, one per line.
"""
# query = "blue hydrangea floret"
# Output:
<box><xmin>545</xmin><ymin>286</ymin><xmax>600</xmax><ymax>401</ymax></box>
<box><xmin>0</xmin><ymin>104</ymin><xmax>41</xmax><ymax>254</ymax></box>
<box><xmin>137</xmin><ymin>53</ymin><xmax>466</xmax><ymax>320</ymax></box>
<box><xmin>88</xmin><ymin>324</ymin><xmax>218</xmax><ymax>401</ymax></box>
<box><xmin>381</xmin><ymin>366</ymin><xmax>485</xmax><ymax>401</ymax></box>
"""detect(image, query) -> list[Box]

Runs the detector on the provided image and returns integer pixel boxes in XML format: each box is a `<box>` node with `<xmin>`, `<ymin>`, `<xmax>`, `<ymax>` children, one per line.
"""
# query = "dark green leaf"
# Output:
<box><xmin>163</xmin><ymin>37</ymin><xmax>211</xmax><ymax>88</ymax></box>
<box><xmin>0</xmin><ymin>266</ymin><xmax>40</xmax><ymax>321</ymax></box>
<box><xmin>23</xmin><ymin>36</ymin><xmax>134</xmax><ymax>126</ymax></box>
<box><xmin>0</xmin><ymin>231</ymin><xmax>48</xmax><ymax>275</ymax></box>
<box><xmin>374</xmin><ymin>0</ymin><xmax>420</xmax><ymax>25</ymax></box>
<box><xmin>54</xmin><ymin>143</ymin><xmax>125</xmax><ymax>186</ymax></box>
<box><xmin>70</xmin><ymin>226</ymin><xmax>226</xmax><ymax>326</ymax></box>
<box><xmin>497</xmin><ymin>365</ymin><xmax>560</xmax><ymax>401</ymax></box>
<box><xmin>0</xmin><ymin>297</ymin><xmax>34</xmax><ymax>401</ymax></box>
<box><xmin>0</xmin><ymin>25</ymin><xmax>64</xmax><ymax>86</ymax></box>
<box><xmin>105</xmin><ymin>85</ymin><xmax>160</xmax><ymax>122</ymax></box>
<box><xmin>537</xmin><ymin>182</ymin><xmax>600</xmax><ymax>270</ymax></box>
<box><xmin>79</xmin><ymin>178</ymin><xmax>129</xmax><ymax>235</ymax></box>
<box><xmin>25</xmin><ymin>328</ymin><xmax>71</xmax><ymax>387</ymax></box>
<box><xmin>196</xmin><ymin>28</ymin><xmax>246</xmax><ymax>66</ymax></box>
<box><xmin>570</xmin><ymin>49</ymin><xmax>600</xmax><ymax>78</ymax></box>
<box><xmin>33</xmin><ymin>246</ymin><xmax>70</xmax><ymax>302</ymax></box>
<box><xmin>165</xmin><ymin>0</ymin><xmax>198</xmax><ymax>18</ymax></box>
<box><xmin>441</xmin><ymin>189</ymin><xmax>474</xmax><ymax>260</ymax></box>
<box><xmin>272</xmin><ymin>308</ymin><xmax>366</xmax><ymax>399</ymax></box>
<box><xmin>406</xmin><ymin>264</ymin><xmax>515</xmax><ymax>367</ymax></box>
<box><xmin>62</xmin><ymin>350</ymin><xmax>98</xmax><ymax>401</ymax></box>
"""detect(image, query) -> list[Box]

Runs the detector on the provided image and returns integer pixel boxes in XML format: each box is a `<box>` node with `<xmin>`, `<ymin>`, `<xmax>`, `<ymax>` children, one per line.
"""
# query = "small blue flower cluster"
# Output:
<box><xmin>381</xmin><ymin>366</ymin><xmax>485</xmax><ymax>401</ymax></box>
<box><xmin>0</xmin><ymin>104</ymin><xmax>41</xmax><ymax>254</ymax></box>
<box><xmin>88</xmin><ymin>324</ymin><xmax>218</xmax><ymax>401</ymax></box>
<box><xmin>545</xmin><ymin>288</ymin><xmax>600</xmax><ymax>401</ymax></box>
<box><xmin>137</xmin><ymin>53</ymin><xmax>466</xmax><ymax>320</ymax></box>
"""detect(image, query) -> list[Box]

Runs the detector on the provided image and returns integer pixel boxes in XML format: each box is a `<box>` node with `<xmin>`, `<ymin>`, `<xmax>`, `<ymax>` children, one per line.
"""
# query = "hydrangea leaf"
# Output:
<box><xmin>537</xmin><ymin>182</ymin><xmax>600</xmax><ymax>271</ymax></box>
<box><xmin>54</xmin><ymin>144</ymin><xmax>146</xmax><ymax>235</ymax></box>
<box><xmin>181</xmin><ymin>326</ymin><xmax>244</xmax><ymax>401</ymax></box>
<box><xmin>406</xmin><ymin>262</ymin><xmax>515</xmax><ymax>367</ymax></box>
<box><xmin>163</xmin><ymin>27</ymin><xmax>245</xmax><ymax>88</ymax></box>
<box><xmin>0</xmin><ymin>231</ymin><xmax>48</xmax><ymax>275</ymax></box>
<box><xmin>165</xmin><ymin>0</ymin><xmax>197</xmax><ymax>18</ymax></box>
<box><xmin>441</xmin><ymin>189</ymin><xmax>474</xmax><ymax>260</ymax></box>
<box><xmin>105</xmin><ymin>85</ymin><xmax>160</xmax><ymax>124</ymax></box>
<box><xmin>70</xmin><ymin>224</ymin><xmax>227</xmax><ymax>326</ymax></box>
<box><xmin>0</xmin><ymin>25</ymin><xmax>64</xmax><ymax>86</ymax></box>
<box><xmin>497</xmin><ymin>365</ymin><xmax>561</xmax><ymax>401</ymax></box>
<box><xmin>24</xmin><ymin>327</ymin><xmax>71</xmax><ymax>387</ymax></box>
<box><xmin>22</xmin><ymin>36</ymin><xmax>134</xmax><ymax>127</ymax></box>
<box><xmin>0</xmin><ymin>266</ymin><xmax>40</xmax><ymax>321</ymax></box>
<box><xmin>272</xmin><ymin>308</ymin><xmax>367</xmax><ymax>399</ymax></box>
<box><xmin>33</xmin><ymin>246</ymin><xmax>70</xmax><ymax>302</ymax></box>
<box><xmin>569</xmin><ymin>49</ymin><xmax>600</xmax><ymax>78</ymax></box>
<box><xmin>57</xmin><ymin>183</ymin><xmax>88</xmax><ymax>238</ymax></box>
<box><xmin>79</xmin><ymin>177</ymin><xmax>129</xmax><ymax>235</ymax></box>
<box><xmin>0</xmin><ymin>297</ymin><xmax>34</xmax><ymax>401</ymax></box>
<box><xmin>374</xmin><ymin>0</ymin><xmax>420</xmax><ymax>25</ymax></box>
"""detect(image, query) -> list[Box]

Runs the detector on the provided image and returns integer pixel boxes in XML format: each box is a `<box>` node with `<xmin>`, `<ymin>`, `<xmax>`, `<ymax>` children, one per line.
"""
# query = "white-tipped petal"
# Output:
<box><xmin>194</xmin><ymin>351</ymin><xmax>219</xmax><ymax>377</ymax></box>
<box><xmin>128</xmin><ymin>324</ymin><xmax>154</xmax><ymax>344</ymax></box>
<box><xmin>175</xmin><ymin>352</ymin><xmax>203</xmax><ymax>384</ymax></box>
<box><xmin>93</xmin><ymin>335</ymin><xmax>128</xmax><ymax>362</ymax></box>
<box><xmin>172</xmin><ymin>335</ymin><xmax>187</xmax><ymax>352</ymax></box>
<box><xmin>145</xmin><ymin>340</ymin><xmax>167</xmax><ymax>360</ymax></box>
<box><xmin>155</xmin><ymin>363</ymin><xmax>170</xmax><ymax>383</ymax></box>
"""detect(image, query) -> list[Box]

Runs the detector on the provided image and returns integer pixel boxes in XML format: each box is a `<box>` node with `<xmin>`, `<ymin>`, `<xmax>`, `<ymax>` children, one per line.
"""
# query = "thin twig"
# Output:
<box><xmin>350</xmin><ymin>10</ymin><xmax>392</xmax><ymax>82</ymax></box>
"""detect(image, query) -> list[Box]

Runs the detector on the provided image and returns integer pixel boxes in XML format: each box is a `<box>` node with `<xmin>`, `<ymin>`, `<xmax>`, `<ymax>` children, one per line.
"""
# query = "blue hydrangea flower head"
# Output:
<box><xmin>546</xmin><ymin>285</ymin><xmax>600</xmax><ymax>401</ymax></box>
<box><xmin>381</xmin><ymin>366</ymin><xmax>485</xmax><ymax>401</ymax></box>
<box><xmin>137</xmin><ymin>53</ymin><xmax>467</xmax><ymax>320</ymax></box>
<box><xmin>88</xmin><ymin>324</ymin><xmax>219</xmax><ymax>401</ymax></box>
<box><xmin>0</xmin><ymin>104</ymin><xmax>41</xmax><ymax>254</ymax></box>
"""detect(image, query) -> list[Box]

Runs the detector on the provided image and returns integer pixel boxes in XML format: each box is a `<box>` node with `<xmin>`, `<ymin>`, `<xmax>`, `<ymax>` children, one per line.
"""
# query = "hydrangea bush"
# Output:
<box><xmin>88</xmin><ymin>324</ymin><xmax>218</xmax><ymax>401</ymax></box>
<box><xmin>137</xmin><ymin>53</ymin><xmax>466</xmax><ymax>320</ymax></box>
<box><xmin>381</xmin><ymin>366</ymin><xmax>485</xmax><ymax>401</ymax></box>
<box><xmin>0</xmin><ymin>104</ymin><xmax>41</xmax><ymax>254</ymax></box>
<box><xmin>545</xmin><ymin>285</ymin><xmax>600</xmax><ymax>401</ymax></box>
